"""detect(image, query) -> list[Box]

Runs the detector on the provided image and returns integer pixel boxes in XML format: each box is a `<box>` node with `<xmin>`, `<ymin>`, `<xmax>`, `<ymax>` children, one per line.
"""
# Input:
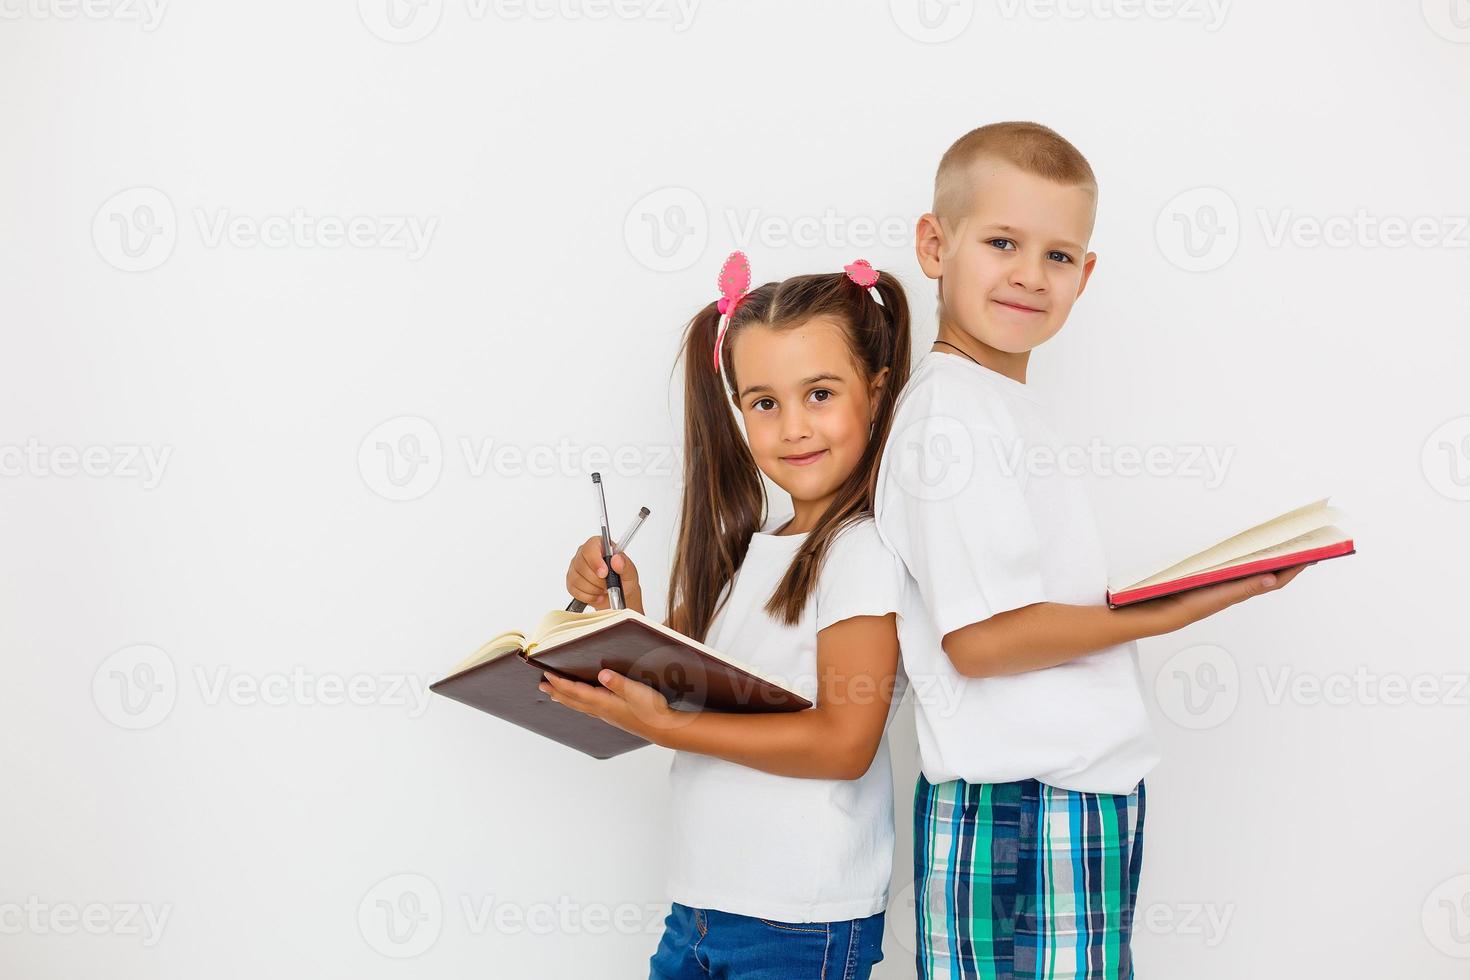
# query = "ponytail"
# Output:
<box><xmin>666</xmin><ymin>299</ymin><xmax>766</xmax><ymax>641</ymax></box>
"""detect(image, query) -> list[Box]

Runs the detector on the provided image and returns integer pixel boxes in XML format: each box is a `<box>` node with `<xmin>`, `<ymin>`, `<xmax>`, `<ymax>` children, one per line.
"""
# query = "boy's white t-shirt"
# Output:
<box><xmin>873</xmin><ymin>350</ymin><xmax>1160</xmax><ymax>795</ymax></box>
<box><xmin>665</xmin><ymin>515</ymin><xmax>907</xmax><ymax>923</ymax></box>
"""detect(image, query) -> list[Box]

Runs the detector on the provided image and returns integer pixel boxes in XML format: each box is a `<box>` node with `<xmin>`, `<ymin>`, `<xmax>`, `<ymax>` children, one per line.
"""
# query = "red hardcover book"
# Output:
<box><xmin>1106</xmin><ymin>498</ymin><xmax>1356</xmax><ymax>608</ymax></box>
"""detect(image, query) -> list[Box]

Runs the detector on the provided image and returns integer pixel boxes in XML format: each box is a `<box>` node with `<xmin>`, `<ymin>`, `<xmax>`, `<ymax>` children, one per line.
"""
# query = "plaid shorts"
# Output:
<box><xmin>913</xmin><ymin>774</ymin><xmax>1146</xmax><ymax>979</ymax></box>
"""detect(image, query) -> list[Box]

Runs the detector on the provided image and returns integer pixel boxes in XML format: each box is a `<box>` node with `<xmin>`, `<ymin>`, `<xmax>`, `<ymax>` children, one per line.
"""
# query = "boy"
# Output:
<box><xmin>873</xmin><ymin>121</ymin><xmax>1308</xmax><ymax>979</ymax></box>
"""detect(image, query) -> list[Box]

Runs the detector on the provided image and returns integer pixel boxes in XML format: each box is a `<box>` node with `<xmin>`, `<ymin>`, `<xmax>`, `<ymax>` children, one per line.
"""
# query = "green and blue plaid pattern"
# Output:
<box><xmin>913</xmin><ymin>774</ymin><xmax>1145</xmax><ymax>979</ymax></box>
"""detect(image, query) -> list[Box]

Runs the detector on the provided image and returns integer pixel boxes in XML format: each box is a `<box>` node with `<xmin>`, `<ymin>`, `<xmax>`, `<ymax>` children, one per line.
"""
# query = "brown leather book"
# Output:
<box><xmin>429</xmin><ymin>609</ymin><xmax>812</xmax><ymax>759</ymax></box>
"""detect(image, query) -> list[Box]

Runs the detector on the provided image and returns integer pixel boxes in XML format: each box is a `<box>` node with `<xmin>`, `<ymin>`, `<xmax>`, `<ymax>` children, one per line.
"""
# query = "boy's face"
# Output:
<box><xmin>918</xmin><ymin>158</ymin><xmax>1097</xmax><ymax>354</ymax></box>
<box><xmin>729</xmin><ymin>318</ymin><xmax>885</xmax><ymax>510</ymax></box>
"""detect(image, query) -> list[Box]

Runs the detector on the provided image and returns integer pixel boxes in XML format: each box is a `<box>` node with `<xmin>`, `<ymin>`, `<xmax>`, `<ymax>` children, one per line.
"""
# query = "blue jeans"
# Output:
<box><xmin>648</xmin><ymin>902</ymin><xmax>885</xmax><ymax>980</ymax></box>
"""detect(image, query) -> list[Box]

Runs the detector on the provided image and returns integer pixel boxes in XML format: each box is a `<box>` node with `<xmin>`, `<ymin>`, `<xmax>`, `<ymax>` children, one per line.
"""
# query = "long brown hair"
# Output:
<box><xmin>667</xmin><ymin>268</ymin><xmax>911</xmax><ymax>640</ymax></box>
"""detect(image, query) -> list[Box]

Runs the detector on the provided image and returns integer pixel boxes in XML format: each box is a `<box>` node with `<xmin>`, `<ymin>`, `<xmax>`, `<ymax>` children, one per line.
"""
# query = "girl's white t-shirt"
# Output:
<box><xmin>873</xmin><ymin>351</ymin><xmax>1161</xmax><ymax>795</ymax></box>
<box><xmin>665</xmin><ymin>515</ymin><xmax>907</xmax><ymax>923</ymax></box>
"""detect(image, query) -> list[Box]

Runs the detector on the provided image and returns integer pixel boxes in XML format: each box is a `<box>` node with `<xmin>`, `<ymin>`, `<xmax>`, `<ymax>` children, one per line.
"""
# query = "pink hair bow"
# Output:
<box><xmin>711</xmin><ymin>250</ymin><xmax>751</xmax><ymax>373</ymax></box>
<box><xmin>844</xmin><ymin>258</ymin><xmax>884</xmax><ymax>306</ymax></box>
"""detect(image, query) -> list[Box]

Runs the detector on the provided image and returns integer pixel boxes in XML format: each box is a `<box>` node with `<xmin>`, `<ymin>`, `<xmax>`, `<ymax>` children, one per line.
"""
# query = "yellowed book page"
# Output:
<box><xmin>1119</xmin><ymin>499</ymin><xmax>1337</xmax><ymax>592</ymax></box>
<box><xmin>1185</xmin><ymin>525</ymin><xmax>1348</xmax><ymax>578</ymax></box>
<box><xmin>448</xmin><ymin>632</ymin><xmax>527</xmax><ymax>674</ymax></box>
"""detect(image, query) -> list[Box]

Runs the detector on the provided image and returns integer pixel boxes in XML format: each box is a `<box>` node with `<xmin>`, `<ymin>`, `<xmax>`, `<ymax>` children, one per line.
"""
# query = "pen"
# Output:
<box><xmin>593</xmin><ymin>473</ymin><xmax>622</xmax><ymax>610</ymax></box>
<box><xmin>565</xmin><ymin>506</ymin><xmax>650</xmax><ymax>612</ymax></box>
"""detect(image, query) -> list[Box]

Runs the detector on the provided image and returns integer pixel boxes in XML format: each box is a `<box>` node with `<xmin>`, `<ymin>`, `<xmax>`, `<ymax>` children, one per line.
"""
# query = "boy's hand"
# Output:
<box><xmin>1146</xmin><ymin>562</ymin><xmax>1311</xmax><ymax>634</ymax></box>
<box><xmin>565</xmin><ymin>536</ymin><xmax>643</xmax><ymax>612</ymax></box>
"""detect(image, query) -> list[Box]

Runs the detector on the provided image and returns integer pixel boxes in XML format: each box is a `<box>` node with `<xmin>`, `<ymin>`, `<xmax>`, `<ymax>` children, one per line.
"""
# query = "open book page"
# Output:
<box><xmin>1183</xmin><ymin>524</ymin><xmax>1348</xmax><ymax>577</ymax></box>
<box><xmin>1112</xmin><ymin>498</ymin><xmax>1338</xmax><ymax>592</ymax></box>
<box><xmin>448</xmin><ymin>631</ymin><xmax>529</xmax><ymax>674</ymax></box>
<box><xmin>527</xmin><ymin>607</ymin><xmax>799</xmax><ymax>695</ymax></box>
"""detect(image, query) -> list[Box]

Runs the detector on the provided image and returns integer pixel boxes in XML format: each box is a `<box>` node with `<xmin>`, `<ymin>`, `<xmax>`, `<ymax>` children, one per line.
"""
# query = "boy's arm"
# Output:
<box><xmin>942</xmin><ymin>564</ymin><xmax>1311</xmax><ymax>678</ymax></box>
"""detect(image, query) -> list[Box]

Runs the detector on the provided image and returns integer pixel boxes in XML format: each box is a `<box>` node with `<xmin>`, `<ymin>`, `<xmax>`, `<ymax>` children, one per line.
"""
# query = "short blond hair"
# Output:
<box><xmin>933</xmin><ymin>121</ymin><xmax>1097</xmax><ymax>221</ymax></box>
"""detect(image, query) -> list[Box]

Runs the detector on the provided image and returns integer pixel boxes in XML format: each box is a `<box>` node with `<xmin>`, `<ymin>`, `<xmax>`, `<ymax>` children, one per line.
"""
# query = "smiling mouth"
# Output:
<box><xmin>781</xmin><ymin>450</ymin><xmax>828</xmax><ymax>466</ymax></box>
<box><xmin>993</xmin><ymin>299</ymin><xmax>1044</xmax><ymax>313</ymax></box>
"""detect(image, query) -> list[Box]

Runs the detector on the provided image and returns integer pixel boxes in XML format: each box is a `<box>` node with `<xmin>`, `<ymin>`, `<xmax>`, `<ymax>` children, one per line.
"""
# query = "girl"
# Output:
<box><xmin>541</xmin><ymin>253</ymin><xmax>912</xmax><ymax>980</ymax></box>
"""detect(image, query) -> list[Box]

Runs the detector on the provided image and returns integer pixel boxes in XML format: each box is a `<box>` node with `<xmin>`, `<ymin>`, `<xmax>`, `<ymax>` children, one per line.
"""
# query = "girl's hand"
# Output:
<box><xmin>565</xmin><ymin>537</ymin><xmax>643</xmax><ymax>613</ymax></box>
<box><xmin>538</xmin><ymin>669</ymin><xmax>681</xmax><ymax>741</ymax></box>
<box><xmin>1146</xmin><ymin>562</ymin><xmax>1312</xmax><ymax>635</ymax></box>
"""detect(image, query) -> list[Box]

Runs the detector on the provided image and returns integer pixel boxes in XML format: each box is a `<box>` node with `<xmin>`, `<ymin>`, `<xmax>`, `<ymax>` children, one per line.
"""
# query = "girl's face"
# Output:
<box><xmin>729</xmin><ymin>318</ymin><xmax>886</xmax><ymax>522</ymax></box>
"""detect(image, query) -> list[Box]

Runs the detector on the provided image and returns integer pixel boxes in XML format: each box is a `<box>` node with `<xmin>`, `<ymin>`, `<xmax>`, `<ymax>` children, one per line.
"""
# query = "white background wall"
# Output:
<box><xmin>4</xmin><ymin>1</ymin><xmax>1468</xmax><ymax>976</ymax></box>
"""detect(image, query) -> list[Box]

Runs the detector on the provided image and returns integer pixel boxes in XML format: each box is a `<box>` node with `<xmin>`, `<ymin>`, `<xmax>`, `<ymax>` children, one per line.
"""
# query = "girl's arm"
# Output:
<box><xmin>540</xmin><ymin>612</ymin><xmax>901</xmax><ymax>781</ymax></box>
<box><xmin>941</xmin><ymin>563</ymin><xmax>1312</xmax><ymax>678</ymax></box>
